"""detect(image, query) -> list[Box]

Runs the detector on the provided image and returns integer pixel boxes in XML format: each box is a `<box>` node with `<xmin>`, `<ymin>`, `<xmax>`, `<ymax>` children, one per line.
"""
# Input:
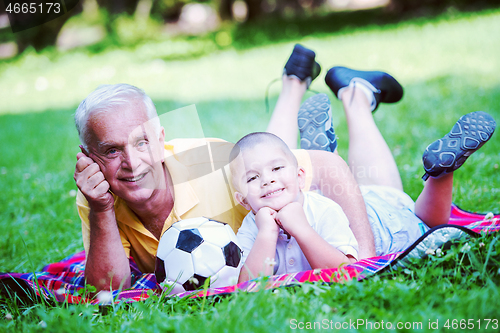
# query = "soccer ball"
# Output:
<box><xmin>155</xmin><ymin>217</ymin><xmax>243</xmax><ymax>294</ymax></box>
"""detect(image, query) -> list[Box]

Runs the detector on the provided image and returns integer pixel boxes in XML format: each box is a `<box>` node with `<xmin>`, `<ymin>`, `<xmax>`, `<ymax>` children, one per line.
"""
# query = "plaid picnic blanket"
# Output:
<box><xmin>1</xmin><ymin>204</ymin><xmax>499</xmax><ymax>304</ymax></box>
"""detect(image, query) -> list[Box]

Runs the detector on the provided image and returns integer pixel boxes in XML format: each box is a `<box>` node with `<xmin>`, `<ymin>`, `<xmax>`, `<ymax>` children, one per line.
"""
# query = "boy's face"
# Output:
<box><xmin>233</xmin><ymin>143</ymin><xmax>305</xmax><ymax>213</ymax></box>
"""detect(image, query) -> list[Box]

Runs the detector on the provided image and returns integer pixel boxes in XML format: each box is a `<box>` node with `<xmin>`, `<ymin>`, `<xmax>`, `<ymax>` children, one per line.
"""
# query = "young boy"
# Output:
<box><xmin>272</xmin><ymin>44</ymin><xmax>497</xmax><ymax>262</ymax></box>
<box><xmin>230</xmin><ymin>132</ymin><xmax>358</xmax><ymax>283</ymax></box>
<box><xmin>232</xmin><ymin>45</ymin><xmax>497</xmax><ymax>283</ymax></box>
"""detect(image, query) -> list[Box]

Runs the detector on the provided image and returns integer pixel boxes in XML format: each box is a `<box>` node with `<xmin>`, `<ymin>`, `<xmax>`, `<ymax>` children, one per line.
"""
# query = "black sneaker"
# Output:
<box><xmin>422</xmin><ymin>111</ymin><xmax>496</xmax><ymax>180</ymax></box>
<box><xmin>298</xmin><ymin>93</ymin><xmax>337</xmax><ymax>152</ymax></box>
<box><xmin>325</xmin><ymin>66</ymin><xmax>403</xmax><ymax>111</ymax></box>
<box><xmin>283</xmin><ymin>44</ymin><xmax>321</xmax><ymax>88</ymax></box>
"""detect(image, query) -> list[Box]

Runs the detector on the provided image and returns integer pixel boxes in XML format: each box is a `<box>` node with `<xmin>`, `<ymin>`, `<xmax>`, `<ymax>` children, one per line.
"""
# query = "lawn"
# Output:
<box><xmin>1</xmin><ymin>6</ymin><xmax>500</xmax><ymax>332</ymax></box>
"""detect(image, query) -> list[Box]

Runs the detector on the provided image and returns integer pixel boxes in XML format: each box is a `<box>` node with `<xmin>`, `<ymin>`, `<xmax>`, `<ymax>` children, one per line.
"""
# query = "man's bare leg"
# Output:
<box><xmin>308</xmin><ymin>150</ymin><xmax>376</xmax><ymax>259</ymax></box>
<box><xmin>340</xmin><ymin>86</ymin><xmax>403</xmax><ymax>190</ymax></box>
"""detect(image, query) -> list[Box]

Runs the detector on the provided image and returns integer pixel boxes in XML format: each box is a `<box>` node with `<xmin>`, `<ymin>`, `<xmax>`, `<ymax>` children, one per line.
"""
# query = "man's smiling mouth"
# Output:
<box><xmin>121</xmin><ymin>172</ymin><xmax>148</xmax><ymax>182</ymax></box>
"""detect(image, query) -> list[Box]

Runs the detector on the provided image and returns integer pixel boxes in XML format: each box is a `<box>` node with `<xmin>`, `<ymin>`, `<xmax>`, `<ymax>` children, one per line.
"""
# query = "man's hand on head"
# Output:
<box><xmin>74</xmin><ymin>151</ymin><xmax>115</xmax><ymax>212</ymax></box>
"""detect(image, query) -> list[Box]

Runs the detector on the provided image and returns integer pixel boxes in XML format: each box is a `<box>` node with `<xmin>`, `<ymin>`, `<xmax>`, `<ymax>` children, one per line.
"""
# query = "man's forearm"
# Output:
<box><xmin>308</xmin><ymin>151</ymin><xmax>376</xmax><ymax>259</ymax></box>
<box><xmin>85</xmin><ymin>209</ymin><xmax>131</xmax><ymax>291</ymax></box>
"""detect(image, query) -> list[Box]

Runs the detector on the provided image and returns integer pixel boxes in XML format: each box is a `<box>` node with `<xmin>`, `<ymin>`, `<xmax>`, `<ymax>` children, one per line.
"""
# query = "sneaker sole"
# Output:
<box><xmin>298</xmin><ymin>93</ymin><xmax>337</xmax><ymax>152</ymax></box>
<box><xmin>422</xmin><ymin>111</ymin><xmax>496</xmax><ymax>179</ymax></box>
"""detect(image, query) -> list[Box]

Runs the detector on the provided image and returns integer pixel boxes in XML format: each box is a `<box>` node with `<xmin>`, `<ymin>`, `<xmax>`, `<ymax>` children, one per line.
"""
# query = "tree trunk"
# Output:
<box><xmin>245</xmin><ymin>0</ymin><xmax>263</xmax><ymax>21</ymax></box>
<box><xmin>217</xmin><ymin>0</ymin><xmax>234</xmax><ymax>21</ymax></box>
<box><xmin>13</xmin><ymin>1</ymin><xmax>83</xmax><ymax>53</ymax></box>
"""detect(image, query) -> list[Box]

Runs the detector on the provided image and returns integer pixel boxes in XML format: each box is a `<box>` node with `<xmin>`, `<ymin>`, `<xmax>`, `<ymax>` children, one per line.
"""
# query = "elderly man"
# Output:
<box><xmin>74</xmin><ymin>50</ymin><xmax>375</xmax><ymax>292</ymax></box>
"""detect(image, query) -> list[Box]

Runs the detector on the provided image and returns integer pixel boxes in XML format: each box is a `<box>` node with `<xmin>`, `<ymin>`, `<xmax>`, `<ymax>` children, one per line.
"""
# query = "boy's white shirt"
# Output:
<box><xmin>236</xmin><ymin>191</ymin><xmax>359</xmax><ymax>275</ymax></box>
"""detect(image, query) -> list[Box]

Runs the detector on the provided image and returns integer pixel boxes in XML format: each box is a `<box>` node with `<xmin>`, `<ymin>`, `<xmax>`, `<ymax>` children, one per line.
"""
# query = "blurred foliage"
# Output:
<box><xmin>0</xmin><ymin>0</ymin><xmax>499</xmax><ymax>57</ymax></box>
<box><xmin>151</xmin><ymin>0</ymin><xmax>192</xmax><ymax>21</ymax></box>
<box><xmin>230</xmin><ymin>8</ymin><xmax>399</xmax><ymax>49</ymax></box>
<box><xmin>111</xmin><ymin>14</ymin><xmax>163</xmax><ymax>45</ymax></box>
<box><xmin>388</xmin><ymin>0</ymin><xmax>500</xmax><ymax>13</ymax></box>
<box><xmin>2</xmin><ymin>5</ymin><xmax>500</xmax><ymax>116</ymax></box>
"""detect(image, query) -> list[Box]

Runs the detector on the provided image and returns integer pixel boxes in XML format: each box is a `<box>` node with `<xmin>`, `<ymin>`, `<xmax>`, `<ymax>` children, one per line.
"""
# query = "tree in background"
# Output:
<box><xmin>2</xmin><ymin>0</ymin><xmax>498</xmax><ymax>56</ymax></box>
<box><xmin>1</xmin><ymin>0</ymin><xmax>83</xmax><ymax>53</ymax></box>
<box><xmin>96</xmin><ymin>0</ymin><xmax>140</xmax><ymax>14</ymax></box>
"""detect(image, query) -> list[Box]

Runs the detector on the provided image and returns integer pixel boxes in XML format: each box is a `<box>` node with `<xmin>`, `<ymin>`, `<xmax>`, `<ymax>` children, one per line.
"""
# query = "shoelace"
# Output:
<box><xmin>264</xmin><ymin>77</ymin><xmax>321</xmax><ymax>113</ymax></box>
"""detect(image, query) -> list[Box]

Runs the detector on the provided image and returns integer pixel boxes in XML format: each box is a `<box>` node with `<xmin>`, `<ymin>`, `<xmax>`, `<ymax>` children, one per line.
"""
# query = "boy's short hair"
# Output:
<box><xmin>229</xmin><ymin>132</ymin><xmax>297</xmax><ymax>166</ymax></box>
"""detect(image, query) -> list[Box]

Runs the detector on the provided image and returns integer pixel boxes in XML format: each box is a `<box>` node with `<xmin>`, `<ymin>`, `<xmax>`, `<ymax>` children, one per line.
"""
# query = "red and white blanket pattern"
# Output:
<box><xmin>1</xmin><ymin>205</ymin><xmax>498</xmax><ymax>304</ymax></box>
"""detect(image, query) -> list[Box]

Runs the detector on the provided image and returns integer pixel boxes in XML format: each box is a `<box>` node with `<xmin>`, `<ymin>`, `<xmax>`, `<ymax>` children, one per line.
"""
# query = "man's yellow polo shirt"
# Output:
<box><xmin>77</xmin><ymin>138</ymin><xmax>313</xmax><ymax>273</ymax></box>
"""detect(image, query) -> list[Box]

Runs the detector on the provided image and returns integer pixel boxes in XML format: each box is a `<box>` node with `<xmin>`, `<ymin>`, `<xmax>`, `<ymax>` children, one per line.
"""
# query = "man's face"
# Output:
<box><xmin>233</xmin><ymin>143</ymin><xmax>305</xmax><ymax>213</ymax></box>
<box><xmin>85</xmin><ymin>99</ymin><xmax>166</xmax><ymax>205</ymax></box>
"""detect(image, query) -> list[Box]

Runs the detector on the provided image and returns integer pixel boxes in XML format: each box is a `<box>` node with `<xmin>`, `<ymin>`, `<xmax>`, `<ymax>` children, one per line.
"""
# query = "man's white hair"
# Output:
<box><xmin>74</xmin><ymin>83</ymin><xmax>161</xmax><ymax>149</ymax></box>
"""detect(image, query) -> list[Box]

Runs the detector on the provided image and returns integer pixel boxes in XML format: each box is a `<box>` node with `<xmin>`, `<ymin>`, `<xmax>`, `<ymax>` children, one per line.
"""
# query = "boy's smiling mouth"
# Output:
<box><xmin>262</xmin><ymin>188</ymin><xmax>284</xmax><ymax>198</ymax></box>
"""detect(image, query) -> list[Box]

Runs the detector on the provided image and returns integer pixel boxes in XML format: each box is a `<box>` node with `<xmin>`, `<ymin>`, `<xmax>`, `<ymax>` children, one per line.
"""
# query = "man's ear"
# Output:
<box><xmin>297</xmin><ymin>167</ymin><xmax>306</xmax><ymax>189</ymax></box>
<box><xmin>158</xmin><ymin>127</ymin><xmax>165</xmax><ymax>162</ymax></box>
<box><xmin>159</xmin><ymin>127</ymin><xmax>165</xmax><ymax>144</ymax></box>
<box><xmin>79</xmin><ymin>145</ymin><xmax>89</xmax><ymax>157</ymax></box>
<box><xmin>234</xmin><ymin>192</ymin><xmax>251</xmax><ymax>211</ymax></box>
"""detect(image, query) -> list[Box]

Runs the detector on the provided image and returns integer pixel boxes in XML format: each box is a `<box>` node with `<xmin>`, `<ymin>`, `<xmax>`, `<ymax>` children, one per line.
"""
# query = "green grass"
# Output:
<box><xmin>1</xmin><ymin>7</ymin><xmax>500</xmax><ymax>333</ymax></box>
<box><xmin>2</xmin><ymin>236</ymin><xmax>500</xmax><ymax>332</ymax></box>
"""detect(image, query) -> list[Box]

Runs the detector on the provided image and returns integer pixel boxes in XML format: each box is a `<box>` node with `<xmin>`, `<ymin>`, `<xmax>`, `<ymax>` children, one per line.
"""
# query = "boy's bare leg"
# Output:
<box><xmin>340</xmin><ymin>86</ymin><xmax>404</xmax><ymax>190</ymax></box>
<box><xmin>414</xmin><ymin>174</ymin><xmax>454</xmax><ymax>228</ymax></box>
<box><xmin>266</xmin><ymin>75</ymin><xmax>307</xmax><ymax>149</ymax></box>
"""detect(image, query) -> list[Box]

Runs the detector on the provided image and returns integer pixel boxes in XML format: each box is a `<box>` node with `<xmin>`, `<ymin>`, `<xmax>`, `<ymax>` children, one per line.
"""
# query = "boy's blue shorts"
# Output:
<box><xmin>361</xmin><ymin>185</ymin><xmax>429</xmax><ymax>256</ymax></box>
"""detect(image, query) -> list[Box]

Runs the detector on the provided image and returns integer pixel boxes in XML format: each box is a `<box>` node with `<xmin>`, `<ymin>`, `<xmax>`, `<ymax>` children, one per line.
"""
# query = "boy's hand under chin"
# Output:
<box><xmin>275</xmin><ymin>202</ymin><xmax>309</xmax><ymax>237</ymax></box>
<box><xmin>255</xmin><ymin>206</ymin><xmax>279</xmax><ymax>237</ymax></box>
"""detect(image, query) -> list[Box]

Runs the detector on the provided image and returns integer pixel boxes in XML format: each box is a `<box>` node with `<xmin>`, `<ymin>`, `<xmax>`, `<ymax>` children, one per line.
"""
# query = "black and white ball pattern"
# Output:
<box><xmin>155</xmin><ymin>217</ymin><xmax>243</xmax><ymax>294</ymax></box>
